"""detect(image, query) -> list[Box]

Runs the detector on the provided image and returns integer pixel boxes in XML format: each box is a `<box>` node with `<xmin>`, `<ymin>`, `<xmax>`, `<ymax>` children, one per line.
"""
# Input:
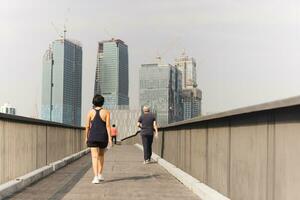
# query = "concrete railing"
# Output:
<box><xmin>0</xmin><ymin>114</ymin><xmax>86</xmax><ymax>184</ymax></box>
<box><xmin>124</xmin><ymin>95</ymin><xmax>300</xmax><ymax>200</ymax></box>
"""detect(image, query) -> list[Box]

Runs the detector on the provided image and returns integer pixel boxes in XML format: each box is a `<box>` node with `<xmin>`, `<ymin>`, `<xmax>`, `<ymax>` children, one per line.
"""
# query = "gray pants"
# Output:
<box><xmin>141</xmin><ymin>134</ymin><xmax>154</xmax><ymax>161</ymax></box>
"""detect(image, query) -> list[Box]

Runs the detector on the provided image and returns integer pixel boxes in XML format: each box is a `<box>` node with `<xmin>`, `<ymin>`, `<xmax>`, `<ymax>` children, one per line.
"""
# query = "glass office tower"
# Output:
<box><xmin>182</xmin><ymin>88</ymin><xmax>202</xmax><ymax>119</ymax></box>
<box><xmin>94</xmin><ymin>39</ymin><xmax>129</xmax><ymax>109</ymax></box>
<box><xmin>175</xmin><ymin>53</ymin><xmax>202</xmax><ymax>119</ymax></box>
<box><xmin>41</xmin><ymin>39</ymin><xmax>82</xmax><ymax>126</ymax></box>
<box><xmin>139</xmin><ymin>63</ymin><xmax>183</xmax><ymax>126</ymax></box>
<box><xmin>175</xmin><ymin>52</ymin><xmax>197</xmax><ymax>89</ymax></box>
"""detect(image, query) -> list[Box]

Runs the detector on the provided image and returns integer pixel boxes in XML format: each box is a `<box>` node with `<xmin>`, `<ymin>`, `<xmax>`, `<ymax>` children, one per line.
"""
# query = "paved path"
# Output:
<box><xmin>8</xmin><ymin>145</ymin><xmax>200</xmax><ymax>200</ymax></box>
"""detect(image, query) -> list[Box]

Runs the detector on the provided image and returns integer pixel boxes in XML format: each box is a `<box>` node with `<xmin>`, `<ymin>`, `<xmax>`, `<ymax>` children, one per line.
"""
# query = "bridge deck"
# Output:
<box><xmin>8</xmin><ymin>145</ymin><xmax>199</xmax><ymax>200</ymax></box>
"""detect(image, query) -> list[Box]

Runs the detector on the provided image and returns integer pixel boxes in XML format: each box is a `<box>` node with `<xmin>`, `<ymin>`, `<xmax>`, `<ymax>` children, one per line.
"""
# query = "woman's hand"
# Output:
<box><xmin>154</xmin><ymin>131</ymin><xmax>158</xmax><ymax>139</ymax></box>
<box><xmin>108</xmin><ymin>138</ymin><xmax>113</xmax><ymax>147</ymax></box>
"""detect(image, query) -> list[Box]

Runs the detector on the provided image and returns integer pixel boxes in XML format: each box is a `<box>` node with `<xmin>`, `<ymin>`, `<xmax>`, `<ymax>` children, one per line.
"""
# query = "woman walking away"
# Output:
<box><xmin>111</xmin><ymin>124</ymin><xmax>118</xmax><ymax>144</ymax></box>
<box><xmin>85</xmin><ymin>94</ymin><xmax>112</xmax><ymax>184</ymax></box>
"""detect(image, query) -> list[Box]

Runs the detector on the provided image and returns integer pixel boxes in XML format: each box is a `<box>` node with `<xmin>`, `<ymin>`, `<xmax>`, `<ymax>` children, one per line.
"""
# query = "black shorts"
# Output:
<box><xmin>87</xmin><ymin>141</ymin><xmax>108</xmax><ymax>149</ymax></box>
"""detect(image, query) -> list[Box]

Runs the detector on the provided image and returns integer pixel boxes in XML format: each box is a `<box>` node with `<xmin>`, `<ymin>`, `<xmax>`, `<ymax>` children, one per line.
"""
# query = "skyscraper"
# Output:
<box><xmin>139</xmin><ymin>62</ymin><xmax>183</xmax><ymax>126</ymax></box>
<box><xmin>175</xmin><ymin>52</ymin><xmax>202</xmax><ymax>119</ymax></box>
<box><xmin>41</xmin><ymin>39</ymin><xmax>82</xmax><ymax>126</ymax></box>
<box><xmin>182</xmin><ymin>88</ymin><xmax>202</xmax><ymax>119</ymax></box>
<box><xmin>175</xmin><ymin>52</ymin><xmax>197</xmax><ymax>89</ymax></box>
<box><xmin>94</xmin><ymin>39</ymin><xmax>129</xmax><ymax>109</ymax></box>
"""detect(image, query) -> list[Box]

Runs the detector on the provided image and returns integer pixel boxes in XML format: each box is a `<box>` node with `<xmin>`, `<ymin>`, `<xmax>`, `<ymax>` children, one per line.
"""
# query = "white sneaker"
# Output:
<box><xmin>143</xmin><ymin>160</ymin><xmax>150</xmax><ymax>164</ymax></box>
<box><xmin>92</xmin><ymin>176</ymin><xmax>100</xmax><ymax>184</ymax></box>
<box><xmin>98</xmin><ymin>174</ymin><xmax>104</xmax><ymax>181</ymax></box>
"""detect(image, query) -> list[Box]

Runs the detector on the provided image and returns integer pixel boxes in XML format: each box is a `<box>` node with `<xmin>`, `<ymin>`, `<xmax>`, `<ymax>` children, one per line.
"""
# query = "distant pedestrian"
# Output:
<box><xmin>111</xmin><ymin>124</ymin><xmax>118</xmax><ymax>144</ymax></box>
<box><xmin>85</xmin><ymin>94</ymin><xmax>112</xmax><ymax>184</ymax></box>
<box><xmin>137</xmin><ymin>106</ymin><xmax>158</xmax><ymax>164</ymax></box>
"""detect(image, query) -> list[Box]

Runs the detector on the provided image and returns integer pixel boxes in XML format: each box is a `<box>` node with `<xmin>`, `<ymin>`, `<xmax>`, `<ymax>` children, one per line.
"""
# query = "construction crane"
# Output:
<box><xmin>153</xmin><ymin>36</ymin><xmax>182</xmax><ymax>64</ymax></box>
<box><xmin>51</xmin><ymin>22</ymin><xmax>64</xmax><ymax>39</ymax></box>
<box><xmin>51</xmin><ymin>8</ymin><xmax>70</xmax><ymax>39</ymax></box>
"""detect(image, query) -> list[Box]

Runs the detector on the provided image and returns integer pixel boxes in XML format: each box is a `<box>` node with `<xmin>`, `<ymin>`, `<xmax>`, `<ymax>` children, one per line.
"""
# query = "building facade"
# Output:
<box><xmin>109</xmin><ymin>109</ymin><xmax>141</xmax><ymax>140</ymax></box>
<box><xmin>94</xmin><ymin>39</ymin><xmax>129</xmax><ymax>109</ymax></box>
<box><xmin>175</xmin><ymin>52</ymin><xmax>197</xmax><ymax>89</ymax></box>
<box><xmin>41</xmin><ymin>39</ymin><xmax>82</xmax><ymax>126</ymax></box>
<box><xmin>139</xmin><ymin>63</ymin><xmax>183</xmax><ymax>126</ymax></box>
<box><xmin>0</xmin><ymin>103</ymin><xmax>16</xmax><ymax>115</ymax></box>
<box><xmin>175</xmin><ymin>53</ymin><xmax>202</xmax><ymax>119</ymax></box>
<box><xmin>182</xmin><ymin>88</ymin><xmax>202</xmax><ymax>120</ymax></box>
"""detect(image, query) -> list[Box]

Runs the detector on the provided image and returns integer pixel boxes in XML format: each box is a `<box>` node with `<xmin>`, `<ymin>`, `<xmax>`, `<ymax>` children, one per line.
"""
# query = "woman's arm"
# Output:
<box><xmin>153</xmin><ymin>120</ymin><xmax>158</xmax><ymax>138</ymax></box>
<box><xmin>105</xmin><ymin>111</ymin><xmax>112</xmax><ymax>145</ymax></box>
<box><xmin>85</xmin><ymin>111</ymin><xmax>91</xmax><ymax>143</ymax></box>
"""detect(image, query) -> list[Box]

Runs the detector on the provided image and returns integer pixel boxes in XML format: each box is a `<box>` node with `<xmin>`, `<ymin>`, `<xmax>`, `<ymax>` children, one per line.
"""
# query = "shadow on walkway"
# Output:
<box><xmin>103</xmin><ymin>174</ymin><xmax>160</xmax><ymax>184</ymax></box>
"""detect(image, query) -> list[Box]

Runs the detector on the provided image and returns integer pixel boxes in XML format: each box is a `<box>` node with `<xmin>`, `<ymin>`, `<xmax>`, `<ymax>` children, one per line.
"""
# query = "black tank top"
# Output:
<box><xmin>88</xmin><ymin>108</ymin><xmax>108</xmax><ymax>142</ymax></box>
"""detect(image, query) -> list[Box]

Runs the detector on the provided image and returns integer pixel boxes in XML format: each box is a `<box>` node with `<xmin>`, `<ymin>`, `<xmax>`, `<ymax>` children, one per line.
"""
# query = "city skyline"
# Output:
<box><xmin>1</xmin><ymin>1</ymin><xmax>300</xmax><ymax>199</ymax></box>
<box><xmin>2</xmin><ymin>0</ymin><xmax>300</xmax><ymax>125</ymax></box>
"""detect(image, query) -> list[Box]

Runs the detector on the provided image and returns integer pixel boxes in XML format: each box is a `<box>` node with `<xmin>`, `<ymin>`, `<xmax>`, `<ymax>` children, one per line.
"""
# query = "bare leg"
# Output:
<box><xmin>91</xmin><ymin>148</ymin><xmax>99</xmax><ymax>177</ymax></box>
<box><xmin>97</xmin><ymin>149</ymin><xmax>105</xmax><ymax>175</ymax></box>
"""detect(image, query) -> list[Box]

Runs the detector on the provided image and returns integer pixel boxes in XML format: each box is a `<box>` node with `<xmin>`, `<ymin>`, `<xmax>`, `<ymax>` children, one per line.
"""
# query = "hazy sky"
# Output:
<box><xmin>1</xmin><ymin>0</ymin><xmax>300</xmax><ymax>124</ymax></box>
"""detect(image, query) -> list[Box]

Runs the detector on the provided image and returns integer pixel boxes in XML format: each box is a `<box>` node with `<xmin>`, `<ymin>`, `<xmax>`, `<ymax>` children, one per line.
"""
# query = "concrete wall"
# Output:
<box><xmin>125</xmin><ymin>96</ymin><xmax>300</xmax><ymax>200</ymax></box>
<box><xmin>0</xmin><ymin>114</ymin><xmax>85</xmax><ymax>184</ymax></box>
<box><xmin>110</xmin><ymin>109</ymin><xmax>140</xmax><ymax>140</ymax></box>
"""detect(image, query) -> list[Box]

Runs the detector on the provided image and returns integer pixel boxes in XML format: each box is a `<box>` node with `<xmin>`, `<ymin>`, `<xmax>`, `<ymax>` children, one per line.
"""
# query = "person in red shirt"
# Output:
<box><xmin>111</xmin><ymin>124</ymin><xmax>118</xmax><ymax>144</ymax></box>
